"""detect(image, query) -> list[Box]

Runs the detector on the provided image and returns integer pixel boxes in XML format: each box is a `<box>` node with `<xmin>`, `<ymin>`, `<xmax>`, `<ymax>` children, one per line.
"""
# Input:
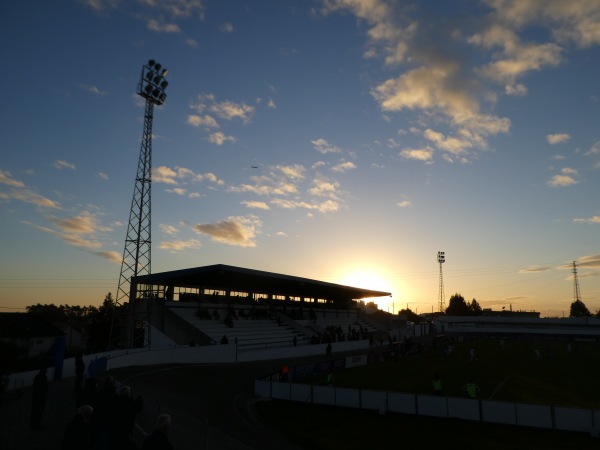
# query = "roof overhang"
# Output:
<box><xmin>132</xmin><ymin>264</ymin><xmax>391</xmax><ymax>301</ymax></box>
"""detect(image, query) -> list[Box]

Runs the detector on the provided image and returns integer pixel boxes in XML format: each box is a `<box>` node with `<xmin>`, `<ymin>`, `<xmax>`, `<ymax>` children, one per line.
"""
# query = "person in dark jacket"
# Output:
<box><xmin>30</xmin><ymin>368</ymin><xmax>48</xmax><ymax>429</ymax></box>
<box><xmin>142</xmin><ymin>414</ymin><xmax>174</xmax><ymax>450</ymax></box>
<box><xmin>61</xmin><ymin>404</ymin><xmax>94</xmax><ymax>450</ymax></box>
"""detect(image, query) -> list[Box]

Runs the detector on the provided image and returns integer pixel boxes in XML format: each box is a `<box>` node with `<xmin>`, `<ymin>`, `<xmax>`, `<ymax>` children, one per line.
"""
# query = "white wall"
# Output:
<box><xmin>256</xmin><ymin>380</ymin><xmax>600</xmax><ymax>435</ymax></box>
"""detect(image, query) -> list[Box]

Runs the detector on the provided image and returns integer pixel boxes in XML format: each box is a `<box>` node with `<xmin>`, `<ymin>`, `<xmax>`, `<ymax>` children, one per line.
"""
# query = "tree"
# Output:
<box><xmin>469</xmin><ymin>298</ymin><xmax>482</xmax><ymax>316</ymax></box>
<box><xmin>570</xmin><ymin>299</ymin><xmax>591</xmax><ymax>317</ymax></box>
<box><xmin>445</xmin><ymin>293</ymin><xmax>471</xmax><ymax>316</ymax></box>
<box><xmin>397</xmin><ymin>308</ymin><xmax>421</xmax><ymax>323</ymax></box>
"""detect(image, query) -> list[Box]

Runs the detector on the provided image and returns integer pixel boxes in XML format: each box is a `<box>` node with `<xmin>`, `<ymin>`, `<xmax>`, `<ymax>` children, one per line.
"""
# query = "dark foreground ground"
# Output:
<box><xmin>1</xmin><ymin>350</ymin><xmax>599</xmax><ymax>449</ymax></box>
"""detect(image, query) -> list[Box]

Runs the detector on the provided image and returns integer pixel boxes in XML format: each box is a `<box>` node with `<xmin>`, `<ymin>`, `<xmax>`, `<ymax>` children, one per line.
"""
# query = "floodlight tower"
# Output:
<box><xmin>437</xmin><ymin>251</ymin><xmax>445</xmax><ymax>313</ymax></box>
<box><xmin>109</xmin><ymin>59</ymin><xmax>168</xmax><ymax>349</ymax></box>
<box><xmin>572</xmin><ymin>260</ymin><xmax>581</xmax><ymax>303</ymax></box>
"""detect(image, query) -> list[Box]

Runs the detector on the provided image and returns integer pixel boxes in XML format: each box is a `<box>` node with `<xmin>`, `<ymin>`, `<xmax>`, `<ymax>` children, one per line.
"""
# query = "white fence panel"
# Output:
<box><xmin>336</xmin><ymin>387</ymin><xmax>360</xmax><ymax>409</ymax></box>
<box><xmin>271</xmin><ymin>382</ymin><xmax>290</xmax><ymax>400</ymax></box>
<box><xmin>482</xmin><ymin>400</ymin><xmax>516</xmax><ymax>425</ymax></box>
<box><xmin>516</xmin><ymin>404</ymin><xmax>552</xmax><ymax>429</ymax></box>
<box><xmin>554</xmin><ymin>407</ymin><xmax>592</xmax><ymax>433</ymax></box>
<box><xmin>313</xmin><ymin>385</ymin><xmax>336</xmax><ymax>406</ymax></box>
<box><xmin>448</xmin><ymin>397</ymin><xmax>480</xmax><ymax>421</ymax></box>
<box><xmin>388</xmin><ymin>392</ymin><xmax>416</xmax><ymax>414</ymax></box>
<box><xmin>418</xmin><ymin>395</ymin><xmax>447</xmax><ymax>418</ymax></box>
<box><xmin>290</xmin><ymin>384</ymin><xmax>312</xmax><ymax>403</ymax></box>
<box><xmin>361</xmin><ymin>390</ymin><xmax>387</xmax><ymax>412</ymax></box>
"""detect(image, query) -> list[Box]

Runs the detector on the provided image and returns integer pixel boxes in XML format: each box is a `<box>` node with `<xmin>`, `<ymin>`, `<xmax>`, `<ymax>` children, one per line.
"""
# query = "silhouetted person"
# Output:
<box><xmin>326</xmin><ymin>342</ymin><xmax>332</xmax><ymax>356</ymax></box>
<box><xmin>142</xmin><ymin>414</ymin><xmax>174</xmax><ymax>450</ymax></box>
<box><xmin>30</xmin><ymin>367</ymin><xmax>48</xmax><ymax>429</ymax></box>
<box><xmin>78</xmin><ymin>377</ymin><xmax>98</xmax><ymax>408</ymax></box>
<box><xmin>61</xmin><ymin>404</ymin><xmax>94</xmax><ymax>450</ymax></box>
<box><xmin>112</xmin><ymin>385</ymin><xmax>143</xmax><ymax>449</ymax></box>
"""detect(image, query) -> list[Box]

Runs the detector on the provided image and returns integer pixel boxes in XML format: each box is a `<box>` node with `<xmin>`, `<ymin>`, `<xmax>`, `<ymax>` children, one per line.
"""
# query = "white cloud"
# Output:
<box><xmin>547</xmin><ymin>133</ymin><xmax>571</xmax><ymax>145</ymax></box>
<box><xmin>574</xmin><ymin>216</ymin><xmax>600</xmax><ymax>224</ymax></box>
<box><xmin>191</xmin><ymin>94</ymin><xmax>255</xmax><ymax>124</ymax></box>
<box><xmin>159</xmin><ymin>239</ymin><xmax>201</xmax><ymax>252</ymax></box>
<box><xmin>0</xmin><ymin>169</ymin><xmax>25</xmax><ymax>188</ymax></box>
<box><xmin>311</xmin><ymin>138</ymin><xmax>342</xmax><ymax>154</ymax></box>
<box><xmin>160</xmin><ymin>224</ymin><xmax>179</xmax><ymax>235</ymax></box>
<box><xmin>153</xmin><ymin>166</ymin><xmax>178</xmax><ymax>184</ymax></box>
<box><xmin>331</xmin><ymin>161</ymin><xmax>357</xmax><ymax>173</ymax></box>
<box><xmin>400</xmin><ymin>147</ymin><xmax>434</xmax><ymax>162</ymax></box>
<box><xmin>166</xmin><ymin>188</ymin><xmax>186</xmax><ymax>196</ymax></box>
<box><xmin>147</xmin><ymin>19</ymin><xmax>181</xmax><ymax>33</ymax></box>
<box><xmin>194</xmin><ymin>215</ymin><xmax>261</xmax><ymax>247</ymax></box>
<box><xmin>208</xmin><ymin>132</ymin><xmax>236</xmax><ymax>145</ymax></box>
<box><xmin>80</xmin><ymin>84</ymin><xmax>108</xmax><ymax>96</ymax></box>
<box><xmin>187</xmin><ymin>114</ymin><xmax>219</xmax><ymax>128</ymax></box>
<box><xmin>241</xmin><ymin>200</ymin><xmax>270</xmax><ymax>210</ymax></box>
<box><xmin>397</xmin><ymin>200</ymin><xmax>411</xmax><ymax>208</ymax></box>
<box><xmin>98</xmin><ymin>172</ymin><xmax>109</xmax><ymax>180</ymax></box>
<box><xmin>54</xmin><ymin>160</ymin><xmax>76</xmax><ymax>170</ymax></box>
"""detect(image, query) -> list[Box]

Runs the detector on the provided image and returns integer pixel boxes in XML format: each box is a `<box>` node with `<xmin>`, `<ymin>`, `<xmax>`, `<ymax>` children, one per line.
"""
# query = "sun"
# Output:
<box><xmin>336</xmin><ymin>267</ymin><xmax>395</xmax><ymax>311</ymax></box>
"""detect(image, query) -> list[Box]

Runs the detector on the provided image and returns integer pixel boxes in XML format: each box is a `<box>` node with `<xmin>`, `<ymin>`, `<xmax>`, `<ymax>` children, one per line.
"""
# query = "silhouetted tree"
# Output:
<box><xmin>398</xmin><ymin>308</ymin><xmax>421</xmax><ymax>323</ymax></box>
<box><xmin>469</xmin><ymin>298</ymin><xmax>483</xmax><ymax>316</ymax></box>
<box><xmin>570</xmin><ymin>299</ymin><xmax>591</xmax><ymax>317</ymax></box>
<box><xmin>445</xmin><ymin>293</ymin><xmax>471</xmax><ymax>316</ymax></box>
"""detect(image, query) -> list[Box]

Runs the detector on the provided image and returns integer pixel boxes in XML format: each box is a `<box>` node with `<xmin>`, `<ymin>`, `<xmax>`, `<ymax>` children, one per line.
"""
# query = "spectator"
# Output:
<box><xmin>30</xmin><ymin>367</ymin><xmax>48</xmax><ymax>429</ymax></box>
<box><xmin>142</xmin><ymin>414</ymin><xmax>174</xmax><ymax>450</ymax></box>
<box><xmin>61</xmin><ymin>405</ymin><xmax>94</xmax><ymax>450</ymax></box>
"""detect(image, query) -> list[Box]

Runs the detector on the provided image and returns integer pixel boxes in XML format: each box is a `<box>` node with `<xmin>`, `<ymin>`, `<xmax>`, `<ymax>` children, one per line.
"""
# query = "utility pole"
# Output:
<box><xmin>108</xmin><ymin>59</ymin><xmax>169</xmax><ymax>350</ymax></box>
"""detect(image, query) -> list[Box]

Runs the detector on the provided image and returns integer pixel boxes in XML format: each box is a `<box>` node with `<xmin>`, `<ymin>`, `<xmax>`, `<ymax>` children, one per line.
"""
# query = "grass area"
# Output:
<box><xmin>300</xmin><ymin>338</ymin><xmax>600</xmax><ymax>408</ymax></box>
<box><xmin>255</xmin><ymin>338</ymin><xmax>600</xmax><ymax>449</ymax></box>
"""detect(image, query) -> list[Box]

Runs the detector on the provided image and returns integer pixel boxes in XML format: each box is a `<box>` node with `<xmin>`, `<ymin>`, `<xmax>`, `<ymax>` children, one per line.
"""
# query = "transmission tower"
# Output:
<box><xmin>109</xmin><ymin>59</ymin><xmax>169</xmax><ymax>349</ymax></box>
<box><xmin>438</xmin><ymin>251</ymin><xmax>445</xmax><ymax>313</ymax></box>
<box><xmin>572</xmin><ymin>260</ymin><xmax>581</xmax><ymax>303</ymax></box>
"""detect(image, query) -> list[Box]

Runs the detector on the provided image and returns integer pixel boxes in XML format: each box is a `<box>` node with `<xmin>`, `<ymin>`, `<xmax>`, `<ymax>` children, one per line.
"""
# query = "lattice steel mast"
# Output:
<box><xmin>438</xmin><ymin>251</ymin><xmax>446</xmax><ymax>313</ymax></box>
<box><xmin>572</xmin><ymin>260</ymin><xmax>581</xmax><ymax>303</ymax></box>
<box><xmin>109</xmin><ymin>60</ymin><xmax>169</xmax><ymax>349</ymax></box>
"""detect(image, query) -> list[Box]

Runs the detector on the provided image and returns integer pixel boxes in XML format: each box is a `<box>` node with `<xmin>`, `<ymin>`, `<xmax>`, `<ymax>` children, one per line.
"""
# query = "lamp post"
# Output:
<box><xmin>437</xmin><ymin>251</ymin><xmax>445</xmax><ymax>313</ymax></box>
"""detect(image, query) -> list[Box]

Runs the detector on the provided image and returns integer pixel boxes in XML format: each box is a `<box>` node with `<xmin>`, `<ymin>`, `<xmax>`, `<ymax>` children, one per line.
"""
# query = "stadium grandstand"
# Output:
<box><xmin>124</xmin><ymin>264</ymin><xmax>392</xmax><ymax>350</ymax></box>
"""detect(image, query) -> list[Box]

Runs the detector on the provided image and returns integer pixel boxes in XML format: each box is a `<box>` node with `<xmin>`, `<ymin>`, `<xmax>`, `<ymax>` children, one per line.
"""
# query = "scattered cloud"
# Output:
<box><xmin>193</xmin><ymin>215</ymin><xmax>261</xmax><ymax>247</ymax></box>
<box><xmin>54</xmin><ymin>160</ymin><xmax>76</xmax><ymax>170</ymax></box>
<box><xmin>311</xmin><ymin>138</ymin><xmax>342</xmax><ymax>154</ymax></box>
<box><xmin>159</xmin><ymin>239</ymin><xmax>201</xmax><ymax>252</ymax></box>
<box><xmin>241</xmin><ymin>200</ymin><xmax>270</xmax><ymax>210</ymax></box>
<box><xmin>80</xmin><ymin>84</ymin><xmax>108</xmax><ymax>96</ymax></box>
<box><xmin>98</xmin><ymin>172</ymin><xmax>109</xmax><ymax>180</ymax></box>
<box><xmin>10</xmin><ymin>189</ymin><xmax>61</xmax><ymax>209</ymax></box>
<box><xmin>0</xmin><ymin>169</ymin><xmax>25</xmax><ymax>188</ymax></box>
<box><xmin>95</xmin><ymin>250</ymin><xmax>122</xmax><ymax>264</ymax></box>
<box><xmin>208</xmin><ymin>132</ymin><xmax>236</xmax><ymax>145</ymax></box>
<box><xmin>160</xmin><ymin>224</ymin><xmax>179</xmax><ymax>235</ymax></box>
<box><xmin>191</xmin><ymin>94</ymin><xmax>255</xmax><ymax>124</ymax></box>
<box><xmin>397</xmin><ymin>200</ymin><xmax>411</xmax><ymax>208</ymax></box>
<box><xmin>519</xmin><ymin>265</ymin><xmax>554</xmax><ymax>273</ymax></box>
<box><xmin>220</xmin><ymin>22</ymin><xmax>233</xmax><ymax>33</ymax></box>
<box><xmin>400</xmin><ymin>147</ymin><xmax>434</xmax><ymax>162</ymax></box>
<box><xmin>166</xmin><ymin>188</ymin><xmax>186</xmax><ymax>196</ymax></box>
<box><xmin>574</xmin><ymin>216</ymin><xmax>600</xmax><ymax>224</ymax></box>
<box><xmin>547</xmin><ymin>167</ymin><xmax>579</xmax><ymax>187</ymax></box>
<box><xmin>547</xmin><ymin>133</ymin><xmax>571</xmax><ymax>145</ymax></box>
<box><xmin>187</xmin><ymin>115</ymin><xmax>219</xmax><ymax>128</ymax></box>
<box><xmin>147</xmin><ymin>19</ymin><xmax>181</xmax><ymax>33</ymax></box>
<box><xmin>331</xmin><ymin>161</ymin><xmax>357</xmax><ymax>173</ymax></box>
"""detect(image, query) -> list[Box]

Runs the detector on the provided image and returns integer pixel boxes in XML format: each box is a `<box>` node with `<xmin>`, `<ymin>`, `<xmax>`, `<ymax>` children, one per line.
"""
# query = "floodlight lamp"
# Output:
<box><xmin>144</xmin><ymin>85</ymin><xmax>152</xmax><ymax>94</ymax></box>
<box><xmin>153</xmin><ymin>75</ymin><xmax>162</xmax><ymax>84</ymax></box>
<box><xmin>161</xmin><ymin>69</ymin><xmax>168</xmax><ymax>76</ymax></box>
<box><xmin>159</xmin><ymin>93</ymin><xmax>166</xmax><ymax>102</ymax></box>
<box><xmin>152</xmin><ymin>88</ymin><xmax>160</xmax><ymax>97</ymax></box>
<box><xmin>148</xmin><ymin>59</ymin><xmax>156</xmax><ymax>67</ymax></box>
<box><xmin>154</xmin><ymin>63</ymin><xmax>162</xmax><ymax>72</ymax></box>
<box><xmin>160</xmin><ymin>80</ymin><xmax>168</xmax><ymax>89</ymax></box>
<box><xmin>146</xmin><ymin>72</ymin><xmax>153</xmax><ymax>81</ymax></box>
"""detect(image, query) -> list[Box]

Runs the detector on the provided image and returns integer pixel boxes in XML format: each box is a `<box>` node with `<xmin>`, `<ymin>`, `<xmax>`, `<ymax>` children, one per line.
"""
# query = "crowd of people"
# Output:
<box><xmin>310</xmin><ymin>323</ymin><xmax>370</xmax><ymax>345</ymax></box>
<box><xmin>33</xmin><ymin>366</ymin><xmax>175</xmax><ymax>450</ymax></box>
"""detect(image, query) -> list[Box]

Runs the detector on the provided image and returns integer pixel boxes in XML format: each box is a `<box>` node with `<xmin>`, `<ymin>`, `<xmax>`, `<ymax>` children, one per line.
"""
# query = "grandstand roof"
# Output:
<box><xmin>132</xmin><ymin>264</ymin><xmax>391</xmax><ymax>301</ymax></box>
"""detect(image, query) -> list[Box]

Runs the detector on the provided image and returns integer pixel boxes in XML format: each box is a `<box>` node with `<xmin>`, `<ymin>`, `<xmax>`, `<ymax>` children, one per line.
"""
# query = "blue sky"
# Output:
<box><xmin>1</xmin><ymin>0</ymin><xmax>599</xmax><ymax>317</ymax></box>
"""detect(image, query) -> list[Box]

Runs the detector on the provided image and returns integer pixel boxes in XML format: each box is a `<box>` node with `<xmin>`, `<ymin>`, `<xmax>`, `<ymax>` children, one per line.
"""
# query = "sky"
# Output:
<box><xmin>1</xmin><ymin>0</ymin><xmax>600</xmax><ymax>318</ymax></box>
